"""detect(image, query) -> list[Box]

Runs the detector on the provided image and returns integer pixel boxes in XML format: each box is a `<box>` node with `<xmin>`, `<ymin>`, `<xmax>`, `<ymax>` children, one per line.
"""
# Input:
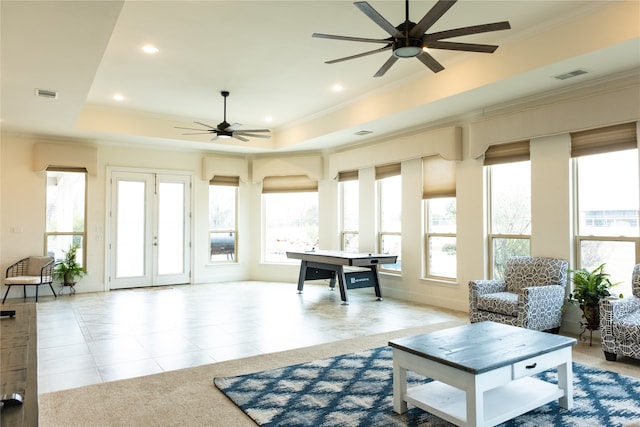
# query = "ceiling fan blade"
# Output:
<box><xmin>175</xmin><ymin>126</ymin><xmax>210</xmax><ymax>131</ymax></box>
<box><xmin>180</xmin><ymin>132</ymin><xmax>213</xmax><ymax>135</ymax></box>
<box><xmin>235</xmin><ymin>133</ymin><xmax>271</xmax><ymax>139</ymax></box>
<box><xmin>234</xmin><ymin>129</ymin><xmax>271</xmax><ymax>133</ymax></box>
<box><xmin>425</xmin><ymin>40</ymin><xmax>498</xmax><ymax>53</ymax></box>
<box><xmin>426</xmin><ymin>21</ymin><xmax>511</xmax><ymax>40</ymax></box>
<box><xmin>225</xmin><ymin>123</ymin><xmax>242</xmax><ymax>131</ymax></box>
<box><xmin>417</xmin><ymin>51</ymin><xmax>445</xmax><ymax>73</ymax></box>
<box><xmin>312</xmin><ymin>33</ymin><xmax>390</xmax><ymax>44</ymax></box>
<box><xmin>355</xmin><ymin>1</ymin><xmax>402</xmax><ymax>38</ymax></box>
<box><xmin>233</xmin><ymin>135</ymin><xmax>250</xmax><ymax>142</ymax></box>
<box><xmin>326</xmin><ymin>45</ymin><xmax>392</xmax><ymax>64</ymax></box>
<box><xmin>409</xmin><ymin>0</ymin><xmax>457</xmax><ymax>38</ymax></box>
<box><xmin>373</xmin><ymin>55</ymin><xmax>398</xmax><ymax>78</ymax></box>
<box><xmin>194</xmin><ymin>121</ymin><xmax>217</xmax><ymax>129</ymax></box>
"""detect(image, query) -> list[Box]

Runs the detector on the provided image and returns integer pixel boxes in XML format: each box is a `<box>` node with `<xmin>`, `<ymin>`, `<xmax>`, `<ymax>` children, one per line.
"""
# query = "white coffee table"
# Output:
<box><xmin>389</xmin><ymin>321</ymin><xmax>576</xmax><ymax>427</ymax></box>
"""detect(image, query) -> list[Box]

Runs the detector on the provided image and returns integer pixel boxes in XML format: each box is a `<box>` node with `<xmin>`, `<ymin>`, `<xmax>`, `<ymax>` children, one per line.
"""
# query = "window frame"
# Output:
<box><xmin>486</xmin><ymin>161</ymin><xmax>532</xmax><ymax>279</ymax></box>
<box><xmin>262</xmin><ymin>188</ymin><xmax>319</xmax><ymax>264</ymax></box>
<box><xmin>424</xmin><ymin>197</ymin><xmax>457</xmax><ymax>280</ymax></box>
<box><xmin>339</xmin><ymin>178</ymin><xmax>359</xmax><ymax>253</ymax></box>
<box><xmin>376</xmin><ymin>172</ymin><xmax>402</xmax><ymax>273</ymax></box>
<box><xmin>208</xmin><ymin>179</ymin><xmax>239</xmax><ymax>263</ymax></box>
<box><xmin>45</xmin><ymin>168</ymin><xmax>88</xmax><ymax>268</ymax></box>
<box><xmin>572</xmin><ymin>147</ymin><xmax>640</xmax><ymax>296</ymax></box>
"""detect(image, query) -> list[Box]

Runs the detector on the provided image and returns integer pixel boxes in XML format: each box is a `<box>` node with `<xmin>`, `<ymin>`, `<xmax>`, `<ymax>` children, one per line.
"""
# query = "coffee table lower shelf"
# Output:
<box><xmin>405</xmin><ymin>377</ymin><xmax>563</xmax><ymax>427</ymax></box>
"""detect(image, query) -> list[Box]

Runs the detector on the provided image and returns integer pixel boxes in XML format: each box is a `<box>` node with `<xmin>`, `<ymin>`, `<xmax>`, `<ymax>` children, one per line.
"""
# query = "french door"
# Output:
<box><xmin>109</xmin><ymin>170</ymin><xmax>191</xmax><ymax>289</ymax></box>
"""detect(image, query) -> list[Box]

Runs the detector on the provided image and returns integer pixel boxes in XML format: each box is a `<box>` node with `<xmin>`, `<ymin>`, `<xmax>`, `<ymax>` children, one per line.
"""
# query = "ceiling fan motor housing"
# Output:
<box><xmin>393</xmin><ymin>37</ymin><xmax>423</xmax><ymax>58</ymax></box>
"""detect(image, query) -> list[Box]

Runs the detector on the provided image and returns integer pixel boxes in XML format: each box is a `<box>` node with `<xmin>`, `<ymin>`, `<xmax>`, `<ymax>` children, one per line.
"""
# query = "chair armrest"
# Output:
<box><xmin>518</xmin><ymin>285</ymin><xmax>565</xmax><ymax>330</ymax></box>
<box><xmin>520</xmin><ymin>285</ymin><xmax>565</xmax><ymax>304</ymax></box>
<box><xmin>469</xmin><ymin>280</ymin><xmax>506</xmax><ymax>296</ymax></box>
<box><xmin>469</xmin><ymin>280</ymin><xmax>506</xmax><ymax>313</ymax></box>
<box><xmin>600</xmin><ymin>296</ymin><xmax>640</xmax><ymax>321</ymax></box>
<box><xmin>6</xmin><ymin>258</ymin><xmax>29</xmax><ymax>278</ymax></box>
<box><xmin>41</xmin><ymin>259</ymin><xmax>55</xmax><ymax>279</ymax></box>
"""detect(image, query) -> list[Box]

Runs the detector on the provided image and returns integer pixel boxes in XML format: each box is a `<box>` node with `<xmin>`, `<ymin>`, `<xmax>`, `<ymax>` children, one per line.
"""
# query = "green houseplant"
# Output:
<box><xmin>53</xmin><ymin>243</ymin><xmax>87</xmax><ymax>285</ymax></box>
<box><xmin>566</xmin><ymin>263</ymin><xmax>620</xmax><ymax>343</ymax></box>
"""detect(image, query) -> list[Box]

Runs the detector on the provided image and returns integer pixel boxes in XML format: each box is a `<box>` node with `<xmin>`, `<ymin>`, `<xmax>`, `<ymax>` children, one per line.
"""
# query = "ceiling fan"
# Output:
<box><xmin>176</xmin><ymin>91</ymin><xmax>271</xmax><ymax>142</ymax></box>
<box><xmin>313</xmin><ymin>0</ymin><xmax>511</xmax><ymax>77</ymax></box>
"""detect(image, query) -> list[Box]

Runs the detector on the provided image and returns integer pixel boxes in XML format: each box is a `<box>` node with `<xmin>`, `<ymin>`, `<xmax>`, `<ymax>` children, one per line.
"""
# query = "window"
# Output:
<box><xmin>423</xmin><ymin>156</ymin><xmax>457</xmax><ymax>279</ymax></box>
<box><xmin>572</xmin><ymin>123</ymin><xmax>639</xmax><ymax>297</ymax></box>
<box><xmin>339</xmin><ymin>171</ymin><xmax>359</xmax><ymax>252</ymax></box>
<box><xmin>263</xmin><ymin>175</ymin><xmax>318</xmax><ymax>263</ymax></box>
<box><xmin>485</xmin><ymin>141</ymin><xmax>531</xmax><ymax>279</ymax></box>
<box><xmin>376</xmin><ymin>164</ymin><xmax>401</xmax><ymax>271</ymax></box>
<box><xmin>209</xmin><ymin>176</ymin><xmax>238</xmax><ymax>262</ymax></box>
<box><xmin>46</xmin><ymin>168</ymin><xmax>87</xmax><ymax>267</ymax></box>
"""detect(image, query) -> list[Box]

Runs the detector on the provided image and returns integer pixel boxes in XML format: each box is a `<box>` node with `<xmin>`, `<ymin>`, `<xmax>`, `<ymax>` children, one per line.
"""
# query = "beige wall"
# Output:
<box><xmin>2</xmin><ymin>76</ymin><xmax>639</xmax><ymax>335</ymax></box>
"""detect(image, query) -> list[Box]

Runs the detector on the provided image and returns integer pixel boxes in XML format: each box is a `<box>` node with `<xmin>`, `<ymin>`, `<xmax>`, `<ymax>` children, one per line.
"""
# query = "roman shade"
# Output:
<box><xmin>338</xmin><ymin>170</ymin><xmax>358</xmax><ymax>182</ymax></box>
<box><xmin>209</xmin><ymin>175</ymin><xmax>240</xmax><ymax>186</ymax></box>
<box><xmin>571</xmin><ymin>122</ymin><xmax>637</xmax><ymax>157</ymax></box>
<box><xmin>483</xmin><ymin>141</ymin><xmax>530</xmax><ymax>165</ymax></box>
<box><xmin>375</xmin><ymin>163</ymin><xmax>401</xmax><ymax>180</ymax></box>
<box><xmin>262</xmin><ymin>175</ymin><xmax>318</xmax><ymax>193</ymax></box>
<box><xmin>422</xmin><ymin>155</ymin><xmax>456</xmax><ymax>199</ymax></box>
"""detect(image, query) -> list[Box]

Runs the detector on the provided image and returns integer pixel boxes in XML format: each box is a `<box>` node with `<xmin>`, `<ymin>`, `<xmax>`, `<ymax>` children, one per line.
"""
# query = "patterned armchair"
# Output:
<box><xmin>599</xmin><ymin>264</ymin><xmax>640</xmax><ymax>361</ymax></box>
<box><xmin>469</xmin><ymin>256</ymin><xmax>569</xmax><ymax>332</ymax></box>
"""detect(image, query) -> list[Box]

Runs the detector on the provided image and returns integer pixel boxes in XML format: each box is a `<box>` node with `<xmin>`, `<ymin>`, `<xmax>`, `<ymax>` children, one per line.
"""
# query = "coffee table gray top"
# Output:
<box><xmin>389</xmin><ymin>321</ymin><xmax>576</xmax><ymax>374</ymax></box>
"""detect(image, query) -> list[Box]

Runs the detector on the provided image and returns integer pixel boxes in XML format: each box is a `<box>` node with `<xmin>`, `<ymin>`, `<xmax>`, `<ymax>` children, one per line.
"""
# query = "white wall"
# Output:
<box><xmin>1</xmin><ymin>76</ymin><xmax>639</xmax><ymax>336</ymax></box>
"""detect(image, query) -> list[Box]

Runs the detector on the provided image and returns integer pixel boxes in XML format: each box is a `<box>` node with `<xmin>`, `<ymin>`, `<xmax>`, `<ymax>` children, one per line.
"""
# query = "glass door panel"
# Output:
<box><xmin>110</xmin><ymin>171</ymin><xmax>191</xmax><ymax>289</ymax></box>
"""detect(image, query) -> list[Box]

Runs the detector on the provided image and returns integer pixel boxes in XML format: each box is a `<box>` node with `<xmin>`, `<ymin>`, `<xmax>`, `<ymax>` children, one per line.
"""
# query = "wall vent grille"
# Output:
<box><xmin>553</xmin><ymin>69</ymin><xmax>588</xmax><ymax>81</ymax></box>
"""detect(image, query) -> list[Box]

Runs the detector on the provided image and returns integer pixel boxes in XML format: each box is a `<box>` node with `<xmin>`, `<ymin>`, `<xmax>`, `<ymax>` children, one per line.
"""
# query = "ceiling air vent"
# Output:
<box><xmin>354</xmin><ymin>130</ymin><xmax>373</xmax><ymax>136</ymax></box>
<box><xmin>35</xmin><ymin>88</ymin><xmax>59</xmax><ymax>99</ymax></box>
<box><xmin>553</xmin><ymin>69</ymin><xmax>588</xmax><ymax>81</ymax></box>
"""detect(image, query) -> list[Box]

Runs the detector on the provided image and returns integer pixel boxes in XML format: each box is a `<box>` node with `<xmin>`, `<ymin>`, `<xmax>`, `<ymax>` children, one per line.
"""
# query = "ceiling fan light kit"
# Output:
<box><xmin>313</xmin><ymin>0</ymin><xmax>511</xmax><ymax>77</ymax></box>
<box><xmin>175</xmin><ymin>90</ymin><xmax>271</xmax><ymax>142</ymax></box>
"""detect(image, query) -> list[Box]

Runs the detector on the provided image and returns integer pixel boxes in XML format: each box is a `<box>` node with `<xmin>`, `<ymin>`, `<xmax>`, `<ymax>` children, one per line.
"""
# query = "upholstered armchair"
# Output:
<box><xmin>469</xmin><ymin>256</ymin><xmax>569</xmax><ymax>332</ymax></box>
<box><xmin>599</xmin><ymin>264</ymin><xmax>640</xmax><ymax>361</ymax></box>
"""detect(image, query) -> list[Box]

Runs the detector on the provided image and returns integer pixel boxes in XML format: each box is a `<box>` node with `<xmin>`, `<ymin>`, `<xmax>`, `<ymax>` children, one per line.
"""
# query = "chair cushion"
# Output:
<box><xmin>476</xmin><ymin>292</ymin><xmax>518</xmax><ymax>317</ymax></box>
<box><xmin>5</xmin><ymin>276</ymin><xmax>44</xmax><ymax>285</ymax></box>
<box><xmin>27</xmin><ymin>256</ymin><xmax>52</xmax><ymax>276</ymax></box>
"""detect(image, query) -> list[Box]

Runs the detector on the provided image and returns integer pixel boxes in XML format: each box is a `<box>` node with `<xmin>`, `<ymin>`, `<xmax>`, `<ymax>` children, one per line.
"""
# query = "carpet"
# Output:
<box><xmin>214</xmin><ymin>346</ymin><xmax>640</xmax><ymax>427</ymax></box>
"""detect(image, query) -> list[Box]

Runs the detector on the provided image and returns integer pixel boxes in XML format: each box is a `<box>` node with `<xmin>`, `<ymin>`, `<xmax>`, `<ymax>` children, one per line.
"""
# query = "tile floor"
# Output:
<box><xmin>35</xmin><ymin>281</ymin><xmax>465</xmax><ymax>394</ymax></box>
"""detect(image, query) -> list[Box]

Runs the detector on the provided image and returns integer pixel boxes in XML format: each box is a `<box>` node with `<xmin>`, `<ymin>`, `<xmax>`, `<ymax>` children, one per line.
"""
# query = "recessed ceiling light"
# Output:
<box><xmin>332</xmin><ymin>84</ymin><xmax>344</xmax><ymax>92</ymax></box>
<box><xmin>264</xmin><ymin>116</ymin><xmax>273</xmax><ymax>122</ymax></box>
<box><xmin>142</xmin><ymin>45</ymin><xmax>159</xmax><ymax>54</ymax></box>
<box><xmin>113</xmin><ymin>94</ymin><xmax>125</xmax><ymax>101</ymax></box>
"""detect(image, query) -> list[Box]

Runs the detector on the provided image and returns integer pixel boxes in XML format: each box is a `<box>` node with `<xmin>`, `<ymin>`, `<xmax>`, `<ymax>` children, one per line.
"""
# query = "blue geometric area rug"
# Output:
<box><xmin>214</xmin><ymin>346</ymin><xmax>640</xmax><ymax>427</ymax></box>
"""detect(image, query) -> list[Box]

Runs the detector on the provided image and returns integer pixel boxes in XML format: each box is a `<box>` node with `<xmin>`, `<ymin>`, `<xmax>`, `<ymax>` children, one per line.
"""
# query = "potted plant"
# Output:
<box><xmin>566</xmin><ymin>263</ymin><xmax>620</xmax><ymax>344</ymax></box>
<box><xmin>53</xmin><ymin>243</ymin><xmax>87</xmax><ymax>286</ymax></box>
